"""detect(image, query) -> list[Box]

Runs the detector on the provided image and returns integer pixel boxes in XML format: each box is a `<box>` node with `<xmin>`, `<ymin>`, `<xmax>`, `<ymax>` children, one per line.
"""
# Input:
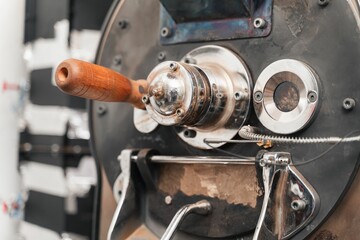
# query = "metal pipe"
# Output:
<box><xmin>0</xmin><ymin>0</ymin><xmax>25</xmax><ymax>239</ymax></box>
<box><xmin>131</xmin><ymin>155</ymin><xmax>255</xmax><ymax>165</ymax></box>
<box><xmin>160</xmin><ymin>200</ymin><xmax>212</xmax><ymax>240</ymax></box>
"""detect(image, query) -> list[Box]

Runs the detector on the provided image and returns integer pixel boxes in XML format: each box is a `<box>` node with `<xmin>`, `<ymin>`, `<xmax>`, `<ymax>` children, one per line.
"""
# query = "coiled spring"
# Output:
<box><xmin>239</xmin><ymin>126</ymin><xmax>360</xmax><ymax>144</ymax></box>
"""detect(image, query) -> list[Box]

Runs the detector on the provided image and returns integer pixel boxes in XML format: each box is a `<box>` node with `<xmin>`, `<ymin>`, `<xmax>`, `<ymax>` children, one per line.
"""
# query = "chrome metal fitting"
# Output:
<box><xmin>253</xmin><ymin>59</ymin><xmax>320</xmax><ymax>134</ymax></box>
<box><xmin>145</xmin><ymin>45</ymin><xmax>252</xmax><ymax>149</ymax></box>
<box><xmin>253</xmin><ymin>18</ymin><xmax>267</xmax><ymax>29</ymax></box>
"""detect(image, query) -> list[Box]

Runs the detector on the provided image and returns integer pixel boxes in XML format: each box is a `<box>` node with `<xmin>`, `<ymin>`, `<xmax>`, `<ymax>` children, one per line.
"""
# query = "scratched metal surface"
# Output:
<box><xmin>89</xmin><ymin>0</ymin><xmax>360</xmax><ymax>239</ymax></box>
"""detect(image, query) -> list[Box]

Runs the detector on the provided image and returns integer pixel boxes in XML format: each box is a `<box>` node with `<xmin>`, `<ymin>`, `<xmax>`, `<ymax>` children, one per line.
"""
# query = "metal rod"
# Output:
<box><xmin>160</xmin><ymin>200</ymin><xmax>212</xmax><ymax>240</ymax></box>
<box><xmin>131</xmin><ymin>155</ymin><xmax>255</xmax><ymax>165</ymax></box>
<box><xmin>204</xmin><ymin>138</ymin><xmax>260</xmax><ymax>144</ymax></box>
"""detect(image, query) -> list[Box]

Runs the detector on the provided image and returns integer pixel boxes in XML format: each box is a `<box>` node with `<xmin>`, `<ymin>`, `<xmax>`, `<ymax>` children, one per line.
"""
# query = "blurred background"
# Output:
<box><xmin>0</xmin><ymin>0</ymin><xmax>113</xmax><ymax>239</ymax></box>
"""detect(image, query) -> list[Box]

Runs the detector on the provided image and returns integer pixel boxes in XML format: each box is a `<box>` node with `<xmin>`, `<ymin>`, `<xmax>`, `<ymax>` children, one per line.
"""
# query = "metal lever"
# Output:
<box><xmin>107</xmin><ymin>150</ymin><xmax>141</xmax><ymax>240</ymax></box>
<box><xmin>161</xmin><ymin>200</ymin><xmax>212</xmax><ymax>240</ymax></box>
<box><xmin>253</xmin><ymin>152</ymin><xmax>320</xmax><ymax>240</ymax></box>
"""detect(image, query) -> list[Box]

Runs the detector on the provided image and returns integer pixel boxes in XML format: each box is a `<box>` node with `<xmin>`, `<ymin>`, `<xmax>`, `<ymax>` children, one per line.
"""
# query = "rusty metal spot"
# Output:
<box><xmin>158</xmin><ymin>164</ymin><xmax>262</xmax><ymax>207</ymax></box>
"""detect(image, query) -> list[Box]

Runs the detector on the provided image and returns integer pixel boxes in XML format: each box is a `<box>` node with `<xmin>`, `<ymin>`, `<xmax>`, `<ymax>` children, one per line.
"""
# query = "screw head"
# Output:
<box><xmin>169</xmin><ymin>62</ymin><xmax>179</xmax><ymax>71</ymax></box>
<box><xmin>142</xmin><ymin>95</ymin><xmax>150</xmax><ymax>104</ymax></box>
<box><xmin>164</xmin><ymin>195</ymin><xmax>172</xmax><ymax>205</ymax></box>
<box><xmin>113</xmin><ymin>55</ymin><xmax>122</xmax><ymax>66</ymax></box>
<box><xmin>183</xmin><ymin>129</ymin><xmax>196</xmax><ymax>138</ymax></box>
<box><xmin>118</xmin><ymin>20</ymin><xmax>128</xmax><ymax>29</ymax></box>
<box><xmin>176</xmin><ymin>108</ymin><xmax>185</xmax><ymax>117</ymax></box>
<box><xmin>253</xmin><ymin>18</ymin><xmax>267</xmax><ymax>29</ymax></box>
<box><xmin>254</xmin><ymin>91</ymin><xmax>263</xmax><ymax>102</ymax></box>
<box><xmin>291</xmin><ymin>200</ymin><xmax>307</xmax><ymax>211</ymax></box>
<box><xmin>160</xmin><ymin>27</ymin><xmax>171</xmax><ymax>38</ymax></box>
<box><xmin>158</xmin><ymin>51</ymin><xmax>166</xmax><ymax>61</ymax></box>
<box><xmin>234</xmin><ymin>91</ymin><xmax>243</xmax><ymax>100</ymax></box>
<box><xmin>97</xmin><ymin>105</ymin><xmax>107</xmax><ymax>116</ymax></box>
<box><xmin>343</xmin><ymin>98</ymin><xmax>356</xmax><ymax>110</ymax></box>
<box><xmin>307</xmin><ymin>91</ymin><xmax>318</xmax><ymax>103</ymax></box>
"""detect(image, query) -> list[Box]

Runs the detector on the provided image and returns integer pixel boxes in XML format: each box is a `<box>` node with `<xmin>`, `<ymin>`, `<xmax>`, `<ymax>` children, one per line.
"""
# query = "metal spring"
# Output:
<box><xmin>239</xmin><ymin>126</ymin><xmax>360</xmax><ymax>144</ymax></box>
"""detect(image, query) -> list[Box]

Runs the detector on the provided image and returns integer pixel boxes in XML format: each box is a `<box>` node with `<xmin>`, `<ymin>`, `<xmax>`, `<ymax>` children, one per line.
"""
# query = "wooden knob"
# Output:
<box><xmin>55</xmin><ymin>58</ymin><xmax>147</xmax><ymax>109</ymax></box>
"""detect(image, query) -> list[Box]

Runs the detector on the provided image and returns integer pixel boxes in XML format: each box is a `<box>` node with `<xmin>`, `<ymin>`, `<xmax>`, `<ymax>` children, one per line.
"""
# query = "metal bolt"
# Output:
<box><xmin>291</xmin><ymin>199</ymin><xmax>307</xmax><ymax>211</ymax></box>
<box><xmin>176</xmin><ymin>108</ymin><xmax>185</xmax><ymax>117</ymax></box>
<box><xmin>165</xmin><ymin>195</ymin><xmax>172</xmax><ymax>205</ymax></box>
<box><xmin>158</xmin><ymin>51</ymin><xmax>166</xmax><ymax>61</ymax></box>
<box><xmin>169</xmin><ymin>62</ymin><xmax>179</xmax><ymax>71</ymax></box>
<box><xmin>318</xmin><ymin>0</ymin><xmax>329</xmax><ymax>6</ymax></box>
<box><xmin>216</xmin><ymin>92</ymin><xmax>224</xmax><ymax>99</ymax></box>
<box><xmin>183</xmin><ymin>129</ymin><xmax>196</xmax><ymax>138</ymax></box>
<box><xmin>142</xmin><ymin>95</ymin><xmax>150</xmax><ymax>104</ymax></box>
<box><xmin>234</xmin><ymin>91</ymin><xmax>243</xmax><ymax>100</ymax></box>
<box><xmin>254</xmin><ymin>91</ymin><xmax>263</xmax><ymax>102</ymax></box>
<box><xmin>253</xmin><ymin>18</ymin><xmax>267</xmax><ymax>29</ymax></box>
<box><xmin>307</xmin><ymin>91</ymin><xmax>317</xmax><ymax>103</ymax></box>
<box><xmin>72</xmin><ymin>145</ymin><xmax>82</xmax><ymax>154</ymax></box>
<box><xmin>118</xmin><ymin>20</ymin><xmax>128</xmax><ymax>29</ymax></box>
<box><xmin>161</xmin><ymin>27</ymin><xmax>171</xmax><ymax>38</ymax></box>
<box><xmin>23</xmin><ymin>143</ymin><xmax>32</xmax><ymax>152</ymax></box>
<box><xmin>343</xmin><ymin>98</ymin><xmax>356</xmax><ymax>110</ymax></box>
<box><xmin>51</xmin><ymin>144</ymin><xmax>60</xmax><ymax>153</ymax></box>
<box><xmin>113</xmin><ymin>55</ymin><xmax>122</xmax><ymax>66</ymax></box>
<box><xmin>97</xmin><ymin>105</ymin><xmax>107</xmax><ymax>116</ymax></box>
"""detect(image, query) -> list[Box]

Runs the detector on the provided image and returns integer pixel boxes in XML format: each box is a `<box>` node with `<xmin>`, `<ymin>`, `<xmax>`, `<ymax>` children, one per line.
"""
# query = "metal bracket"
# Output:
<box><xmin>108</xmin><ymin>149</ymin><xmax>141</xmax><ymax>240</ymax></box>
<box><xmin>159</xmin><ymin>0</ymin><xmax>273</xmax><ymax>45</ymax></box>
<box><xmin>253</xmin><ymin>152</ymin><xmax>320</xmax><ymax>240</ymax></box>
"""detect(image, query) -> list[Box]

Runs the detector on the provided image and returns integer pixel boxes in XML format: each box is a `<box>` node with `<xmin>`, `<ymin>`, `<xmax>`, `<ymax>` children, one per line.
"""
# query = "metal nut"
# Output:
<box><xmin>169</xmin><ymin>62</ymin><xmax>178</xmax><ymax>71</ymax></box>
<box><xmin>164</xmin><ymin>195</ymin><xmax>172</xmax><ymax>205</ymax></box>
<box><xmin>253</xmin><ymin>18</ymin><xmax>267</xmax><ymax>29</ymax></box>
<box><xmin>113</xmin><ymin>55</ymin><xmax>122</xmax><ymax>66</ymax></box>
<box><xmin>176</xmin><ymin>108</ymin><xmax>185</xmax><ymax>117</ymax></box>
<box><xmin>343</xmin><ymin>98</ymin><xmax>356</xmax><ymax>110</ymax></box>
<box><xmin>254</xmin><ymin>91</ymin><xmax>263</xmax><ymax>102</ymax></box>
<box><xmin>160</xmin><ymin>27</ymin><xmax>171</xmax><ymax>38</ymax></box>
<box><xmin>291</xmin><ymin>199</ymin><xmax>307</xmax><ymax>211</ymax></box>
<box><xmin>97</xmin><ymin>105</ymin><xmax>107</xmax><ymax>116</ymax></box>
<box><xmin>307</xmin><ymin>91</ymin><xmax>317</xmax><ymax>103</ymax></box>
<box><xmin>158</xmin><ymin>51</ymin><xmax>166</xmax><ymax>61</ymax></box>
<box><xmin>142</xmin><ymin>95</ymin><xmax>150</xmax><ymax>104</ymax></box>
<box><xmin>234</xmin><ymin>91</ymin><xmax>243</xmax><ymax>100</ymax></box>
<box><xmin>118</xmin><ymin>20</ymin><xmax>128</xmax><ymax>29</ymax></box>
<box><xmin>183</xmin><ymin>129</ymin><xmax>196</xmax><ymax>138</ymax></box>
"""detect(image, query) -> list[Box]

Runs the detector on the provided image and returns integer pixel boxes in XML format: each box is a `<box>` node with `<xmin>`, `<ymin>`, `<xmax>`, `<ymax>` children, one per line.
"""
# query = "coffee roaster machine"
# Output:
<box><xmin>55</xmin><ymin>0</ymin><xmax>360</xmax><ymax>239</ymax></box>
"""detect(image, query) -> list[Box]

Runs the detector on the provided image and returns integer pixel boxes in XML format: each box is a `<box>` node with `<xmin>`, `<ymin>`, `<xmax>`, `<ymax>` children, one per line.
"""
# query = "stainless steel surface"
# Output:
<box><xmin>253</xmin><ymin>152</ymin><xmax>320</xmax><ymax>240</ymax></box>
<box><xmin>180</xmin><ymin>45</ymin><xmax>252</xmax><ymax>149</ymax></box>
<box><xmin>133</xmin><ymin>108</ymin><xmax>159</xmax><ymax>134</ymax></box>
<box><xmin>145</xmin><ymin>61</ymin><xmax>206</xmax><ymax>126</ymax></box>
<box><xmin>160</xmin><ymin>200</ymin><xmax>212</xmax><ymax>240</ymax></box>
<box><xmin>253</xmin><ymin>59</ymin><xmax>319</xmax><ymax>134</ymax></box>
<box><xmin>145</xmin><ymin>45</ymin><xmax>252</xmax><ymax>149</ymax></box>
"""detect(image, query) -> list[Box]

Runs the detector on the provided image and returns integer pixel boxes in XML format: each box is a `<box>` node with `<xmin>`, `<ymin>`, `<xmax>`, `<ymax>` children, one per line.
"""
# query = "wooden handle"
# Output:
<box><xmin>55</xmin><ymin>58</ymin><xmax>147</xmax><ymax>109</ymax></box>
